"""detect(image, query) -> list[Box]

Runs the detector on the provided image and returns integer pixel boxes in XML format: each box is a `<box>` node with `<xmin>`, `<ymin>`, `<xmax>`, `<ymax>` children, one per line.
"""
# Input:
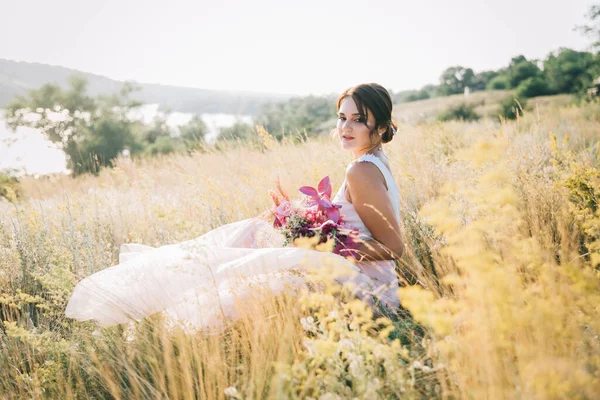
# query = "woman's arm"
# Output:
<box><xmin>342</xmin><ymin>161</ymin><xmax>404</xmax><ymax>261</ymax></box>
<box><xmin>341</xmin><ymin>235</ymin><xmax>403</xmax><ymax>262</ymax></box>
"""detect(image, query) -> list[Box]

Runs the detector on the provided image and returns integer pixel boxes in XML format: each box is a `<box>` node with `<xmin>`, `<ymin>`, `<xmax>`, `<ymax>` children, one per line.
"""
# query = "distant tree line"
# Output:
<box><xmin>4</xmin><ymin>76</ymin><xmax>209</xmax><ymax>176</ymax></box>
<box><xmin>394</xmin><ymin>48</ymin><xmax>600</xmax><ymax>104</ymax></box>
<box><xmin>2</xmin><ymin>74</ymin><xmax>339</xmax><ymax>177</ymax></box>
<box><xmin>5</xmin><ymin>46</ymin><xmax>597</xmax><ymax>177</ymax></box>
<box><xmin>392</xmin><ymin>6</ymin><xmax>600</xmax><ymax>103</ymax></box>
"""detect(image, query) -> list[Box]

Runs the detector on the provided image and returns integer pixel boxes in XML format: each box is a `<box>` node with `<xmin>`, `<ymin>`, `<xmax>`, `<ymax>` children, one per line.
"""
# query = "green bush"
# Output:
<box><xmin>498</xmin><ymin>96</ymin><xmax>527</xmax><ymax>120</ymax></box>
<box><xmin>0</xmin><ymin>172</ymin><xmax>21</xmax><ymax>202</ymax></box>
<box><xmin>516</xmin><ymin>77</ymin><xmax>550</xmax><ymax>98</ymax></box>
<box><xmin>218</xmin><ymin>122</ymin><xmax>256</xmax><ymax>142</ymax></box>
<box><xmin>437</xmin><ymin>103</ymin><xmax>480</xmax><ymax>122</ymax></box>
<box><xmin>146</xmin><ymin>135</ymin><xmax>183</xmax><ymax>155</ymax></box>
<box><xmin>487</xmin><ymin>75</ymin><xmax>510</xmax><ymax>90</ymax></box>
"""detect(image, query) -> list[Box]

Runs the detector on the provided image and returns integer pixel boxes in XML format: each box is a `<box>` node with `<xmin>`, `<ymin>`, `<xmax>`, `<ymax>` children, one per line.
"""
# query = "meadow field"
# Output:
<box><xmin>1</xmin><ymin>94</ymin><xmax>599</xmax><ymax>399</ymax></box>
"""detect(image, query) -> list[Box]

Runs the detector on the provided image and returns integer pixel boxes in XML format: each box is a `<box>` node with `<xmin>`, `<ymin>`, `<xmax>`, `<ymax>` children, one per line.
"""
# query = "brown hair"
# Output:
<box><xmin>332</xmin><ymin>82</ymin><xmax>397</xmax><ymax>145</ymax></box>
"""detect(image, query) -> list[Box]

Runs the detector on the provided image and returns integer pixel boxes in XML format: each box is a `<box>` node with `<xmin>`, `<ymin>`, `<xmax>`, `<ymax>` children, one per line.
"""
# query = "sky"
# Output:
<box><xmin>0</xmin><ymin>0</ymin><xmax>596</xmax><ymax>96</ymax></box>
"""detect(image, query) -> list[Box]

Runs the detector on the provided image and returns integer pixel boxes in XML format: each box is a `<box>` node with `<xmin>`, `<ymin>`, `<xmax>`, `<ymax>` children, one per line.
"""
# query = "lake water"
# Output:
<box><xmin>0</xmin><ymin>105</ymin><xmax>254</xmax><ymax>175</ymax></box>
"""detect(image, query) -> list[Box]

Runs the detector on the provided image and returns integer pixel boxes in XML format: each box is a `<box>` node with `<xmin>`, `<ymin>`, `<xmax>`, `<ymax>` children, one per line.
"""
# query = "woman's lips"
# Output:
<box><xmin>342</xmin><ymin>136</ymin><xmax>354</xmax><ymax>141</ymax></box>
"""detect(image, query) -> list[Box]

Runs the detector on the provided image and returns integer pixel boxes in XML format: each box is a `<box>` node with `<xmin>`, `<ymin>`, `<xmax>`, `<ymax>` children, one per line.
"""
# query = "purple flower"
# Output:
<box><xmin>298</xmin><ymin>176</ymin><xmax>342</xmax><ymax>223</ymax></box>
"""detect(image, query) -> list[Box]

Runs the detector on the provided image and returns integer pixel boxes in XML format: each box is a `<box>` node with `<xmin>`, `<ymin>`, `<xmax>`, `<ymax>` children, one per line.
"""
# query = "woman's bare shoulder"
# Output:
<box><xmin>346</xmin><ymin>161</ymin><xmax>387</xmax><ymax>190</ymax></box>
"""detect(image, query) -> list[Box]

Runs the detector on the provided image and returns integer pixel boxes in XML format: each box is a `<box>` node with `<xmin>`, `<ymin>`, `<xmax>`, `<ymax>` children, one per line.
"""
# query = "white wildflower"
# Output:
<box><xmin>347</xmin><ymin>353</ymin><xmax>364</xmax><ymax>377</ymax></box>
<box><xmin>412</xmin><ymin>360</ymin><xmax>422</xmax><ymax>369</ymax></box>
<box><xmin>366</xmin><ymin>378</ymin><xmax>381</xmax><ymax>392</ymax></box>
<box><xmin>224</xmin><ymin>386</ymin><xmax>239</xmax><ymax>398</ymax></box>
<box><xmin>372</xmin><ymin>344</ymin><xmax>387</xmax><ymax>360</ymax></box>
<box><xmin>338</xmin><ymin>338</ymin><xmax>355</xmax><ymax>351</ymax></box>
<box><xmin>303</xmin><ymin>339</ymin><xmax>317</xmax><ymax>356</ymax></box>
<box><xmin>300</xmin><ymin>316</ymin><xmax>317</xmax><ymax>332</ymax></box>
<box><xmin>124</xmin><ymin>321</ymin><xmax>136</xmax><ymax>343</ymax></box>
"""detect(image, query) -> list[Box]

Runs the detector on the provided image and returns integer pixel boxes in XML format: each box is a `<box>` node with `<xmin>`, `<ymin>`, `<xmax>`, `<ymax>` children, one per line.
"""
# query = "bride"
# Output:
<box><xmin>65</xmin><ymin>82</ymin><xmax>404</xmax><ymax>331</ymax></box>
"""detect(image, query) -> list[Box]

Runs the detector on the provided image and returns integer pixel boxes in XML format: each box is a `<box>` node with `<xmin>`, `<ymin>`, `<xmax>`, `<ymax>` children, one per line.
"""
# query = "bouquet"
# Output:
<box><xmin>268</xmin><ymin>176</ymin><xmax>361</xmax><ymax>259</ymax></box>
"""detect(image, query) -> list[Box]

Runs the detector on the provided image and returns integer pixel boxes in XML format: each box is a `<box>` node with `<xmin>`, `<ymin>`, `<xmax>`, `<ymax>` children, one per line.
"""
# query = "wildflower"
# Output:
<box><xmin>275</xmin><ymin>200</ymin><xmax>292</xmax><ymax>218</ymax></box>
<box><xmin>346</xmin><ymin>353</ymin><xmax>364</xmax><ymax>377</ymax></box>
<box><xmin>372</xmin><ymin>344</ymin><xmax>387</xmax><ymax>360</ymax></box>
<box><xmin>300</xmin><ymin>316</ymin><xmax>317</xmax><ymax>332</ymax></box>
<box><xmin>303</xmin><ymin>339</ymin><xmax>317</xmax><ymax>356</ymax></box>
<box><xmin>124</xmin><ymin>321</ymin><xmax>136</xmax><ymax>343</ymax></box>
<box><xmin>338</xmin><ymin>338</ymin><xmax>355</xmax><ymax>351</ymax></box>
<box><xmin>224</xmin><ymin>386</ymin><xmax>240</xmax><ymax>398</ymax></box>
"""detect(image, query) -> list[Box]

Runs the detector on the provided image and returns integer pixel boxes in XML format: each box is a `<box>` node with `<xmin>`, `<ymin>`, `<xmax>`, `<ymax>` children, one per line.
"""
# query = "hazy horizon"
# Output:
<box><xmin>1</xmin><ymin>0</ymin><xmax>596</xmax><ymax>96</ymax></box>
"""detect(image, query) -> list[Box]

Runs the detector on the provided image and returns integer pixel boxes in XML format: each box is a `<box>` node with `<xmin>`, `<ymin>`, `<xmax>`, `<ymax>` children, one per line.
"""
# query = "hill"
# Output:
<box><xmin>0</xmin><ymin>59</ymin><xmax>293</xmax><ymax>115</ymax></box>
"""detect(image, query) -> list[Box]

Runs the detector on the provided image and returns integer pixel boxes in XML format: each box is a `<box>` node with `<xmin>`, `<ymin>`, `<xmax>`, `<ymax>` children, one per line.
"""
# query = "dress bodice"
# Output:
<box><xmin>332</xmin><ymin>153</ymin><xmax>401</xmax><ymax>238</ymax></box>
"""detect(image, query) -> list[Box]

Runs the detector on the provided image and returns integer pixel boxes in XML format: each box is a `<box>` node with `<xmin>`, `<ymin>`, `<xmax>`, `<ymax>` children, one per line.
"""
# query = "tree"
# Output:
<box><xmin>146</xmin><ymin>135</ymin><xmax>179</xmax><ymax>156</ymax></box>
<box><xmin>516</xmin><ymin>77</ymin><xmax>550</xmax><ymax>98</ymax></box>
<box><xmin>178</xmin><ymin>115</ymin><xmax>208</xmax><ymax>151</ymax></box>
<box><xmin>472</xmin><ymin>70</ymin><xmax>500</xmax><ymax>91</ymax></box>
<box><xmin>508</xmin><ymin>55</ymin><xmax>527</xmax><ymax>66</ymax></box>
<box><xmin>543</xmin><ymin>48</ymin><xmax>599</xmax><ymax>94</ymax></box>
<box><xmin>507</xmin><ymin>56</ymin><xmax>542</xmax><ymax>88</ymax></box>
<box><xmin>142</xmin><ymin>115</ymin><xmax>172</xmax><ymax>145</ymax></box>
<box><xmin>487</xmin><ymin>75</ymin><xmax>510</xmax><ymax>90</ymax></box>
<box><xmin>218</xmin><ymin>122</ymin><xmax>255</xmax><ymax>142</ymax></box>
<box><xmin>257</xmin><ymin>95</ymin><xmax>336</xmax><ymax>140</ymax></box>
<box><xmin>140</xmin><ymin>115</ymin><xmax>186</xmax><ymax>156</ymax></box>
<box><xmin>4</xmin><ymin>75</ymin><xmax>143</xmax><ymax>175</ymax></box>
<box><xmin>139</xmin><ymin>114</ymin><xmax>209</xmax><ymax>155</ymax></box>
<box><xmin>575</xmin><ymin>4</ymin><xmax>600</xmax><ymax>49</ymax></box>
<box><xmin>438</xmin><ymin>66</ymin><xmax>476</xmax><ymax>96</ymax></box>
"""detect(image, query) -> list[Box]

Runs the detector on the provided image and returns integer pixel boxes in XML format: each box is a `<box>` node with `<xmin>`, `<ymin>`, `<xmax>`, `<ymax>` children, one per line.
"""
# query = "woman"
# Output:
<box><xmin>65</xmin><ymin>83</ymin><xmax>403</xmax><ymax>332</ymax></box>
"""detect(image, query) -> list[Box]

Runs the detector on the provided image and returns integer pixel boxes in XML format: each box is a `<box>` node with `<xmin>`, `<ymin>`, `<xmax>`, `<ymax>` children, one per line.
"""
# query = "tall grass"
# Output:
<box><xmin>1</xmin><ymin>100</ymin><xmax>599</xmax><ymax>398</ymax></box>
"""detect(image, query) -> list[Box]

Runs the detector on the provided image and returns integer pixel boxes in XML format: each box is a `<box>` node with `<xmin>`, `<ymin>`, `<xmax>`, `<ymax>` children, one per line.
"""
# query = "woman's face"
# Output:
<box><xmin>336</xmin><ymin>96</ymin><xmax>377</xmax><ymax>155</ymax></box>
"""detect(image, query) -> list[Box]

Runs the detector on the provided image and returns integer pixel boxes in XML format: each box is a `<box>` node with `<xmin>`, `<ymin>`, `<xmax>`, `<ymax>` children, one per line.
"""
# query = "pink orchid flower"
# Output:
<box><xmin>299</xmin><ymin>176</ymin><xmax>342</xmax><ymax>223</ymax></box>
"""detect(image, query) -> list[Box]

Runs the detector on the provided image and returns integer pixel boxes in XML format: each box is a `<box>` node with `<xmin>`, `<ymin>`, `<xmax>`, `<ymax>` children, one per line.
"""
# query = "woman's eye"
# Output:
<box><xmin>337</xmin><ymin>117</ymin><xmax>363</xmax><ymax>122</ymax></box>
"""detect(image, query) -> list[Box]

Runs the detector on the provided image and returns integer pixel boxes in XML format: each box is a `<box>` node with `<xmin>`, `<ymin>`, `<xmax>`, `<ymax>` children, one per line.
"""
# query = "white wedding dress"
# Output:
<box><xmin>65</xmin><ymin>153</ymin><xmax>402</xmax><ymax>331</ymax></box>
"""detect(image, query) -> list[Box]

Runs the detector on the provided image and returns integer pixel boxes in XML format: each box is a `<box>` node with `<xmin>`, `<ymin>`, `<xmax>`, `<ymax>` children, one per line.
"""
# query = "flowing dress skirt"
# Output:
<box><xmin>65</xmin><ymin>217</ymin><xmax>400</xmax><ymax>332</ymax></box>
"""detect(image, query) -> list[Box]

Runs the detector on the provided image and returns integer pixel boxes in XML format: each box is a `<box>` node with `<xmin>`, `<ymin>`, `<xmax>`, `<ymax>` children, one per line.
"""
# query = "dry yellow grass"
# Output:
<box><xmin>0</xmin><ymin>96</ymin><xmax>599</xmax><ymax>399</ymax></box>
